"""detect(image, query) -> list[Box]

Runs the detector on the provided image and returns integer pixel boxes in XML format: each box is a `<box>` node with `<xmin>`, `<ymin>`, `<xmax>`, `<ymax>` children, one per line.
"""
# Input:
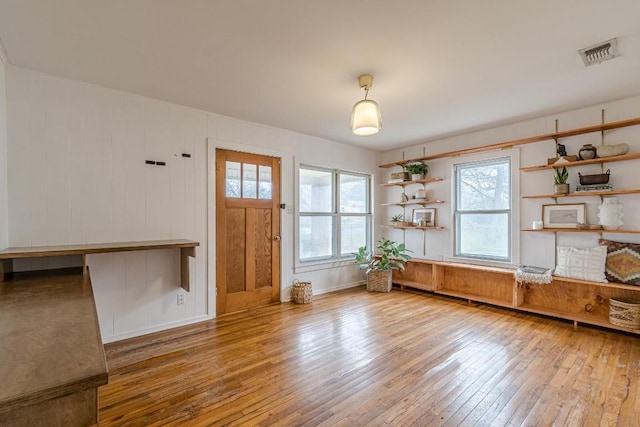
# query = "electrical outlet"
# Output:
<box><xmin>177</xmin><ymin>294</ymin><xmax>185</xmax><ymax>306</ymax></box>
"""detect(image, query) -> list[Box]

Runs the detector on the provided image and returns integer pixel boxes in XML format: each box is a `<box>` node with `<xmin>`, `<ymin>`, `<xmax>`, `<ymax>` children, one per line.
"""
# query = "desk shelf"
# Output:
<box><xmin>0</xmin><ymin>239</ymin><xmax>199</xmax><ymax>291</ymax></box>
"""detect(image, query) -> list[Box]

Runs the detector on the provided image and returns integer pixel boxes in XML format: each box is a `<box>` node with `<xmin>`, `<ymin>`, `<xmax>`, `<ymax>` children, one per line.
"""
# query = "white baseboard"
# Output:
<box><xmin>105</xmin><ymin>282</ymin><xmax>366</xmax><ymax>342</ymax></box>
<box><xmin>283</xmin><ymin>280</ymin><xmax>364</xmax><ymax>302</ymax></box>
<box><xmin>102</xmin><ymin>315</ymin><xmax>211</xmax><ymax>344</ymax></box>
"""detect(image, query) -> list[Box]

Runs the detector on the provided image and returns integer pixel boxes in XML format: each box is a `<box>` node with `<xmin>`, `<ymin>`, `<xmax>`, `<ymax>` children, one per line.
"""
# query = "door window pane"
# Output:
<box><xmin>299</xmin><ymin>168</ymin><xmax>333</xmax><ymax>213</ymax></box>
<box><xmin>226</xmin><ymin>161</ymin><xmax>241</xmax><ymax>198</ymax></box>
<box><xmin>299</xmin><ymin>216</ymin><xmax>333</xmax><ymax>260</ymax></box>
<box><xmin>340</xmin><ymin>173</ymin><xmax>368</xmax><ymax>213</ymax></box>
<box><xmin>341</xmin><ymin>216</ymin><xmax>367</xmax><ymax>256</ymax></box>
<box><xmin>258</xmin><ymin>165</ymin><xmax>272</xmax><ymax>199</ymax></box>
<box><xmin>243</xmin><ymin>163</ymin><xmax>257</xmax><ymax>199</ymax></box>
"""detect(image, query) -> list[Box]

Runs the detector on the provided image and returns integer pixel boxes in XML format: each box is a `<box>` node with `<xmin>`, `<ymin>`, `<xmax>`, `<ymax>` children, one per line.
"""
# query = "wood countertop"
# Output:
<box><xmin>0</xmin><ymin>268</ymin><xmax>108</xmax><ymax>414</ymax></box>
<box><xmin>0</xmin><ymin>239</ymin><xmax>199</xmax><ymax>259</ymax></box>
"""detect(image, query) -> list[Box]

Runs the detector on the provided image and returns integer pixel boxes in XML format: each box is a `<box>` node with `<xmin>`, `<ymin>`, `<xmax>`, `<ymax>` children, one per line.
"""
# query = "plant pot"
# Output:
<box><xmin>554</xmin><ymin>183</ymin><xmax>569</xmax><ymax>195</ymax></box>
<box><xmin>411</xmin><ymin>173</ymin><xmax>424</xmax><ymax>181</ymax></box>
<box><xmin>366</xmin><ymin>270</ymin><xmax>392</xmax><ymax>292</ymax></box>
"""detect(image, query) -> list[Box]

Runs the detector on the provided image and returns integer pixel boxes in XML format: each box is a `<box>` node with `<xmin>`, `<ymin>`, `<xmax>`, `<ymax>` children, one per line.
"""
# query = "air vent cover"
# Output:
<box><xmin>579</xmin><ymin>38</ymin><xmax>619</xmax><ymax>66</ymax></box>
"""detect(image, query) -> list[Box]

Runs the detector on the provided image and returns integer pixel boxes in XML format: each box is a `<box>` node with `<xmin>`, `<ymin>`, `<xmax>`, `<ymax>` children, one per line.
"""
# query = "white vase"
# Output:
<box><xmin>598</xmin><ymin>197</ymin><xmax>624</xmax><ymax>230</ymax></box>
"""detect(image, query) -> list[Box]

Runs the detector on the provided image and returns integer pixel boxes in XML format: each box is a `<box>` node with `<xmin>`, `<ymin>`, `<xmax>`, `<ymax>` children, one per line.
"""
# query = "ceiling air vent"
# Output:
<box><xmin>578</xmin><ymin>38</ymin><xmax>619</xmax><ymax>66</ymax></box>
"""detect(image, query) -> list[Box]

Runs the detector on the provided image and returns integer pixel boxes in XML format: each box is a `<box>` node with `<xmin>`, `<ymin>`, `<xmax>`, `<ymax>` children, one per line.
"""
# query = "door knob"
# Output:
<box><xmin>274</xmin><ymin>235</ymin><xmax>281</xmax><ymax>242</ymax></box>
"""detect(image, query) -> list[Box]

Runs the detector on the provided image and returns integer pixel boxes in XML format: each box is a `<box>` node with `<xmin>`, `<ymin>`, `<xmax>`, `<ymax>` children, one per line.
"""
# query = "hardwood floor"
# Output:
<box><xmin>99</xmin><ymin>287</ymin><xmax>640</xmax><ymax>426</ymax></box>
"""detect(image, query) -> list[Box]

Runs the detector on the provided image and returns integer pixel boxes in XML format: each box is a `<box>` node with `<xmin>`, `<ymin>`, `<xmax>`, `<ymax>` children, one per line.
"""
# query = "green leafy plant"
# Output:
<box><xmin>390</xmin><ymin>214</ymin><xmax>404</xmax><ymax>223</ymax></box>
<box><xmin>354</xmin><ymin>237</ymin><xmax>412</xmax><ymax>274</ymax></box>
<box><xmin>553</xmin><ymin>166</ymin><xmax>568</xmax><ymax>184</ymax></box>
<box><xmin>403</xmin><ymin>162</ymin><xmax>429</xmax><ymax>176</ymax></box>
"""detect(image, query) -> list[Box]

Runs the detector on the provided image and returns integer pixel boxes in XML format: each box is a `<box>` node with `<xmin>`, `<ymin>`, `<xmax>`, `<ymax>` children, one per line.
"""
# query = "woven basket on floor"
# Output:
<box><xmin>292</xmin><ymin>280</ymin><xmax>312</xmax><ymax>304</ymax></box>
<box><xmin>366</xmin><ymin>270</ymin><xmax>392</xmax><ymax>292</ymax></box>
<box><xmin>609</xmin><ymin>298</ymin><xmax>640</xmax><ymax>329</ymax></box>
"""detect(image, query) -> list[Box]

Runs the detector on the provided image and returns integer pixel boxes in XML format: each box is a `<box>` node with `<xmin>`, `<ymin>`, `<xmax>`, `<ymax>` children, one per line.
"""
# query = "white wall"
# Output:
<box><xmin>5</xmin><ymin>66</ymin><xmax>379</xmax><ymax>342</ymax></box>
<box><xmin>0</xmin><ymin>57</ymin><xmax>8</xmax><ymax>249</ymax></box>
<box><xmin>380</xmin><ymin>96</ymin><xmax>640</xmax><ymax>269</ymax></box>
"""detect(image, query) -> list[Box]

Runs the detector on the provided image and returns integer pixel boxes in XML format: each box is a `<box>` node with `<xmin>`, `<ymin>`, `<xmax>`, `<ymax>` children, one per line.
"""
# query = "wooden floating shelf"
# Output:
<box><xmin>522</xmin><ymin>189</ymin><xmax>640</xmax><ymax>199</ymax></box>
<box><xmin>0</xmin><ymin>239</ymin><xmax>199</xmax><ymax>291</ymax></box>
<box><xmin>520</xmin><ymin>153</ymin><xmax>640</xmax><ymax>172</ymax></box>
<box><xmin>379</xmin><ymin>117</ymin><xmax>640</xmax><ymax>168</ymax></box>
<box><xmin>379</xmin><ymin>177</ymin><xmax>443</xmax><ymax>187</ymax></box>
<box><xmin>521</xmin><ymin>228</ymin><xmax>640</xmax><ymax>234</ymax></box>
<box><xmin>380</xmin><ymin>199</ymin><xmax>445</xmax><ymax>206</ymax></box>
<box><xmin>382</xmin><ymin>225</ymin><xmax>445</xmax><ymax>230</ymax></box>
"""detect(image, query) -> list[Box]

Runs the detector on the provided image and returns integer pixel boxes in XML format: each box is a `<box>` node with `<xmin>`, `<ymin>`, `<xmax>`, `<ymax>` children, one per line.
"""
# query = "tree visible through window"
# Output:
<box><xmin>298</xmin><ymin>165</ymin><xmax>371</xmax><ymax>262</ymax></box>
<box><xmin>454</xmin><ymin>157</ymin><xmax>511</xmax><ymax>261</ymax></box>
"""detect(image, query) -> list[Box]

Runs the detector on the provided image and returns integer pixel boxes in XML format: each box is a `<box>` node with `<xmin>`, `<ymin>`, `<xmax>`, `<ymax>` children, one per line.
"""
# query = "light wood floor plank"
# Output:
<box><xmin>99</xmin><ymin>287</ymin><xmax>640</xmax><ymax>426</ymax></box>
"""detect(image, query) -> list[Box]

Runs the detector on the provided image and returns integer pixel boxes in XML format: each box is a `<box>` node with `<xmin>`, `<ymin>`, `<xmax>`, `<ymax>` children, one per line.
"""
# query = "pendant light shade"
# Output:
<box><xmin>350</xmin><ymin>74</ymin><xmax>381</xmax><ymax>136</ymax></box>
<box><xmin>351</xmin><ymin>99</ymin><xmax>382</xmax><ymax>136</ymax></box>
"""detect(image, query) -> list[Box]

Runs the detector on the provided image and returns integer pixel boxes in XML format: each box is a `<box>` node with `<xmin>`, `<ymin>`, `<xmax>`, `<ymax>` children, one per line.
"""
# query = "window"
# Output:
<box><xmin>225</xmin><ymin>161</ymin><xmax>272</xmax><ymax>199</ymax></box>
<box><xmin>454</xmin><ymin>157</ymin><xmax>511</xmax><ymax>262</ymax></box>
<box><xmin>298</xmin><ymin>165</ymin><xmax>371</xmax><ymax>262</ymax></box>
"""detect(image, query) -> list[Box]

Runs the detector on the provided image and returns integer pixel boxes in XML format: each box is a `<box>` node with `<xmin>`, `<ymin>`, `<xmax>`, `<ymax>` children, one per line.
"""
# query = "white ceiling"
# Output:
<box><xmin>1</xmin><ymin>0</ymin><xmax>639</xmax><ymax>151</ymax></box>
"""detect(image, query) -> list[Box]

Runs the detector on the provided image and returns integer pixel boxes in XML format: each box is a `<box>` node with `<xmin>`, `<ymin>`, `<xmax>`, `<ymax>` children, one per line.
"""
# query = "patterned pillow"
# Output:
<box><xmin>554</xmin><ymin>246</ymin><xmax>607</xmax><ymax>283</ymax></box>
<box><xmin>599</xmin><ymin>239</ymin><xmax>640</xmax><ymax>285</ymax></box>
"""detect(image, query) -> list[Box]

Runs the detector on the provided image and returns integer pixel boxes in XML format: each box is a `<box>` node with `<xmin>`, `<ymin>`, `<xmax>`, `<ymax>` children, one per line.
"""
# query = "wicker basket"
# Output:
<box><xmin>292</xmin><ymin>280</ymin><xmax>312</xmax><ymax>304</ymax></box>
<box><xmin>609</xmin><ymin>297</ymin><xmax>640</xmax><ymax>329</ymax></box>
<box><xmin>366</xmin><ymin>270</ymin><xmax>392</xmax><ymax>292</ymax></box>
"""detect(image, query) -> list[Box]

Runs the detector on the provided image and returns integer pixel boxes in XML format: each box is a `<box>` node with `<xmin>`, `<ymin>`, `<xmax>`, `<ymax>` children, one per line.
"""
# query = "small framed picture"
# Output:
<box><xmin>542</xmin><ymin>203</ymin><xmax>586</xmax><ymax>229</ymax></box>
<box><xmin>412</xmin><ymin>208</ymin><xmax>436</xmax><ymax>227</ymax></box>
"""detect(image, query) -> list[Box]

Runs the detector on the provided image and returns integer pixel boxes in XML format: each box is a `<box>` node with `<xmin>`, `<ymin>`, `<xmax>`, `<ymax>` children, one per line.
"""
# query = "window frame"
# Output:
<box><xmin>296</xmin><ymin>164</ymin><xmax>372</xmax><ymax>267</ymax></box>
<box><xmin>453</xmin><ymin>155</ymin><xmax>513</xmax><ymax>263</ymax></box>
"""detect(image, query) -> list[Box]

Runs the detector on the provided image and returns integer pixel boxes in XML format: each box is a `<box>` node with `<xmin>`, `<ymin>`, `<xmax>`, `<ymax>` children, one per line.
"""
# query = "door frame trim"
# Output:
<box><xmin>206</xmin><ymin>139</ymin><xmax>287</xmax><ymax>318</ymax></box>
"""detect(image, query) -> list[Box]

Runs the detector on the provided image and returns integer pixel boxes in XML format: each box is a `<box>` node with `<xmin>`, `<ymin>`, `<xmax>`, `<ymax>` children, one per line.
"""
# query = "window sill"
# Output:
<box><xmin>444</xmin><ymin>256</ymin><xmax>519</xmax><ymax>270</ymax></box>
<box><xmin>295</xmin><ymin>258</ymin><xmax>356</xmax><ymax>274</ymax></box>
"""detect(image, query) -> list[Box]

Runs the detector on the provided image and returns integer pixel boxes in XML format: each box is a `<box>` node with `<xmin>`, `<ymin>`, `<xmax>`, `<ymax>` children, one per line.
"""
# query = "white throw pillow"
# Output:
<box><xmin>554</xmin><ymin>246</ymin><xmax>607</xmax><ymax>282</ymax></box>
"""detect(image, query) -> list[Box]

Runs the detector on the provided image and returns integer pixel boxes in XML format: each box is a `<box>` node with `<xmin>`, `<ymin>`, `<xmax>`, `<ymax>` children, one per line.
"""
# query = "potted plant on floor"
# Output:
<box><xmin>553</xmin><ymin>166</ymin><xmax>569</xmax><ymax>194</ymax></box>
<box><xmin>354</xmin><ymin>237</ymin><xmax>412</xmax><ymax>292</ymax></box>
<box><xmin>403</xmin><ymin>162</ymin><xmax>429</xmax><ymax>181</ymax></box>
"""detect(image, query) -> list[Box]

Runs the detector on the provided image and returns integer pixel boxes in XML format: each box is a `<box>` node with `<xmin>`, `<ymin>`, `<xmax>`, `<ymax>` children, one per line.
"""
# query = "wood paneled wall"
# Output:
<box><xmin>4</xmin><ymin>66</ymin><xmax>380</xmax><ymax>342</ymax></box>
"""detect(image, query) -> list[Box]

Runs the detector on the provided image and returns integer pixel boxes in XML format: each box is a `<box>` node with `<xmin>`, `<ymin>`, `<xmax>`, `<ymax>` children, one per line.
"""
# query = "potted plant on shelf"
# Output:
<box><xmin>354</xmin><ymin>237</ymin><xmax>412</xmax><ymax>292</ymax></box>
<box><xmin>390</xmin><ymin>214</ymin><xmax>404</xmax><ymax>226</ymax></box>
<box><xmin>553</xmin><ymin>166</ymin><xmax>569</xmax><ymax>194</ymax></box>
<box><xmin>403</xmin><ymin>162</ymin><xmax>429</xmax><ymax>181</ymax></box>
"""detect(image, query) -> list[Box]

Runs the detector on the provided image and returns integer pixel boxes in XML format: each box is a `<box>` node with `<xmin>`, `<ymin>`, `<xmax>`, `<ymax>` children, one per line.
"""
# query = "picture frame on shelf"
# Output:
<box><xmin>542</xmin><ymin>203</ymin><xmax>586</xmax><ymax>229</ymax></box>
<box><xmin>412</xmin><ymin>208</ymin><xmax>436</xmax><ymax>227</ymax></box>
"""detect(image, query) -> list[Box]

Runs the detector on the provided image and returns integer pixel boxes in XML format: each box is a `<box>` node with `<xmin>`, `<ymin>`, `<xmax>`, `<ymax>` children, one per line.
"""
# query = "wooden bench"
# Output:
<box><xmin>393</xmin><ymin>258</ymin><xmax>640</xmax><ymax>335</ymax></box>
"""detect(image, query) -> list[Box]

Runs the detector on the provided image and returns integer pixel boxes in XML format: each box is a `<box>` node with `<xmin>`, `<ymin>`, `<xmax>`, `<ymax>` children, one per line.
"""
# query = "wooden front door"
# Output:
<box><xmin>215</xmin><ymin>149</ymin><xmax>281</xmax><ymax>315</ymax></box>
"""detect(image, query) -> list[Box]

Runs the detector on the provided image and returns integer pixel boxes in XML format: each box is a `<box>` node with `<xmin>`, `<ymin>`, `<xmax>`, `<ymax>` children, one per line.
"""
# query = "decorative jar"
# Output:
<box><xmin>598</xmin><ymin>197</ymin><xmax>624</xmax><ymax>230</ymax></box>
<box><xmin>578</xmin><ymin>144</ymin><xmax>598</xmax><ymax>160</ymax></box>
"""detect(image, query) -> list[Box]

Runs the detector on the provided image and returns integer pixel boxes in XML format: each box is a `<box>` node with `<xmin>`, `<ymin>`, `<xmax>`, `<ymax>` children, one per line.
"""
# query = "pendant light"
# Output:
<box><xmin>350</xmin><ymin>74</ymin><xmax>381</xmax><ymax>136</ymax></box>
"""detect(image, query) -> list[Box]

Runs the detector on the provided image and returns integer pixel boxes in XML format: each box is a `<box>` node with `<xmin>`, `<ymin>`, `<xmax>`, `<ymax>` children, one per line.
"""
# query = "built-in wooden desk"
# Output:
<box><xmin>0</xmin><ymin>239</ymin><xmax>200</xmax><ymax>291</ymax></box>
<box><xmin>0</xmin><ymin>268</ymin><xmax>108</xmax><ymax>426</ymax></box>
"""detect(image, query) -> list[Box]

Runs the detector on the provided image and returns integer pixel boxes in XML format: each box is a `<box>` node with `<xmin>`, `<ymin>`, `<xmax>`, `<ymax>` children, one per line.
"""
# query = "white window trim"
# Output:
<box><xmin>295</xmin><ymin>163</ymin><xmax>372</xmax><ymax>271</ymax></box>
<box><xmin>448</xmin><ymin>148</ymin><xmax>520</xmax><ymax>268</ymax></box>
